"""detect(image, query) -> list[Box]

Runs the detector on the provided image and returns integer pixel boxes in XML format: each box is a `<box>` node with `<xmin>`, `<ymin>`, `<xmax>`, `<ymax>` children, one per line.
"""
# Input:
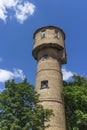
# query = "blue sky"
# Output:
<box><xmin>0</xmin><ymin>0</ymin><xmax>87</xmax><ymax>91</ymax></box>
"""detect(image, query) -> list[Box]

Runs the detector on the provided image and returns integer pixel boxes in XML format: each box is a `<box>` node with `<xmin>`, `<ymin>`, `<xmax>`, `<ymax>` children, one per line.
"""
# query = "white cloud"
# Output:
<box><xmin>0</xmin><ymin>68</ymin><xmax>25</xmax><ymax>83</ymax></box>
<box><xmin>62</xmin><ymin>68</ymin><xmax>74</xmax><ymax>81</ymax></box>
<box><xmin>0</xmin><ymin>8</ymin><xmax>7</xmax><ymax>22</ymax></box>
<box><xmin>0</xmin><ymin>0</ymin><xmax>35</xmax><ymax>23</ymax></box>
<box><xmin>15</xmin><ymin>2</ymin><xmax>35</xmax><ymax>24</ymax></box>
<box><xmin>0</xmin><ymin>0</ymin><xmax>18</xmax><ymax>8</ymax></box>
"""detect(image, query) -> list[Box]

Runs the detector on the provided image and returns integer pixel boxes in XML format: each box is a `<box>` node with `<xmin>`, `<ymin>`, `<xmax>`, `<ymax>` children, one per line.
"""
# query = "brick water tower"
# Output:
<box><xmin>32</xmin><ymin>26</ymin><xmax>66</xmax><ymax>130</ymax></box>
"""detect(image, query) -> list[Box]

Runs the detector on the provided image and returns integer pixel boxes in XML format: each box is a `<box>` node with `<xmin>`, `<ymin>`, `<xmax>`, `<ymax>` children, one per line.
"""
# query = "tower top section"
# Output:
<box><xmin>32</xmin><ymin>26</ymin><xmax>66</xmax><ymax>64</ymax></box>
<box><xmin>33</xmin><ymin>26</ymin><xmax>65</xmax><ymax>39</ymax></box>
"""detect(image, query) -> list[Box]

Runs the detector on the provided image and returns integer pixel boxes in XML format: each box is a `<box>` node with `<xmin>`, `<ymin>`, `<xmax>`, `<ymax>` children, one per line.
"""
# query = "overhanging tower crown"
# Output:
<box><xmin>32</xmin><ymin>26</ymin><xmax>66</xmax><ymax>64</ymax></box>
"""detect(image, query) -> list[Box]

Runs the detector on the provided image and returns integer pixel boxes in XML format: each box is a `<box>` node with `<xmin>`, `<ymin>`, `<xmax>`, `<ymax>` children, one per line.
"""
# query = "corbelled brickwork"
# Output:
<box><xmin>32</xmin><ymin>26</ymin><xmax>66</xmax><ymax>130</ymax></box>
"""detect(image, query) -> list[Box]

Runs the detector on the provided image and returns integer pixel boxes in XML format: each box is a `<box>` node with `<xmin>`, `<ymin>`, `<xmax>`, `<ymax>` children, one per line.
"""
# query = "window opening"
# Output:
<box><xmin>54</xmin><ymin>30</ymin><xmax>59</xmax><ymax>38</ymax></box>
<box><xmin>41</xmin><ymin>30</ymin><xmax>45</xmax><ymax>38</ymax></box>
<box><xmin>43</xmin><ymin>54</ymin><xmax>48</xmax><ymax>59</ymax></box>
<box><xmin>41</xmin><ymin>80</ymin><xmax>48</xmax><ymax>89</ymax></box>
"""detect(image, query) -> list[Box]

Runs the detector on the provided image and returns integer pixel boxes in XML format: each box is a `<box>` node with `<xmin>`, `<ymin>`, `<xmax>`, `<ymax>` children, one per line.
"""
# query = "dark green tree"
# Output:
<box><xmin>63</xmin><ymin>75</ymin><xmax>87</xmax><ymax>130</ymax></box>
<box><xmin>0</xmin><ymin>79</ymin><xmax>53</xmax><ymax>130</ymax></box>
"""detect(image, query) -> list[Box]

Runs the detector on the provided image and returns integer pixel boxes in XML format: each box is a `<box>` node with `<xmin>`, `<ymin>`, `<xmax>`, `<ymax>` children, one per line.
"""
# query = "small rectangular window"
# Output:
<box><xmin>54</xmin><ymin>30</ymin><xmax>59</xmax><ymax>38</ymax></box>
<box><xmin>41</xmin><ymin>80</ymin><xmax>48</xmax><ymax>89</ymax></box>
<box><xmin>43</xmin><ymin>54</ymin><xmax>48</xmax><ymax>59</ymax></box>
<box><xmin>41</xmin><ymin>30</ymin><xmax>45</xmax><ymax>38</ymax></box>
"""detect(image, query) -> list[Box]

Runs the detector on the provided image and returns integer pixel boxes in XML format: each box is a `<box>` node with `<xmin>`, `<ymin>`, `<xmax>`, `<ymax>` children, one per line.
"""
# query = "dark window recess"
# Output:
<box><xmin>41</xmin><ymin>80</ymin><xmax>48</xmax><ymax>89</ymax></box>
<box><xmin>41</xmin><ymin>30</ymin><xmax>45</xmax><ymax>38</ymax></box>
<box><xmin>54</xmin><ymin>30</ymin><xmax>59</xmax><ymax>38</ymax></box>
<box><xmin>43</xmin><ymin>54</ymin><xmax>48</xmax><ymax>59</ymax></box>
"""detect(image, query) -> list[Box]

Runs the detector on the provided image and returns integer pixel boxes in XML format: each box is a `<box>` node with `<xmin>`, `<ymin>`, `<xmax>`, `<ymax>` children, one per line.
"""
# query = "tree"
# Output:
<box><xmin>0</xmin><ymin>79</ymin><xmax>53</xmax><ymax>130</ymax></box>
<box><xmin>63</xmin><ymin>75</ymin><xmax>87</xmax><ymax>130</ymax></box>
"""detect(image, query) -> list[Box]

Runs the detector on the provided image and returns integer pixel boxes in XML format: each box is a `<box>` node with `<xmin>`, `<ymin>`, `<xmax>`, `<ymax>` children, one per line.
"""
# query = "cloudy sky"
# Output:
<box><xmin>0</xmin><ymin>0</ymin><xmax>87</xmax><ymax>91</ymax></box>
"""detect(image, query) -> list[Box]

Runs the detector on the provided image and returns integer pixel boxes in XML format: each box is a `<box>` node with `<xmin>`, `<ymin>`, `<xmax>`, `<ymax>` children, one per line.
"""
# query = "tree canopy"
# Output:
<box><xmin>63</xmin><ymin>75</ymin><xmax>87</xmax><ymax>130</ymax></box>
<box><xmin>0</xmin><ymin>79</ymin><xmax>53</xmax><ymax>130</ymax></box>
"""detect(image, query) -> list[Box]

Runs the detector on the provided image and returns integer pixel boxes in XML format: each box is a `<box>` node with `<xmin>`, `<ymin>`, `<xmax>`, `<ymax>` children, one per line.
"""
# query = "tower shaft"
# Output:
<box><xmin>36</xmin><ymin>48</ymin><xmax>66</xmax><ymax>130</ymax></box>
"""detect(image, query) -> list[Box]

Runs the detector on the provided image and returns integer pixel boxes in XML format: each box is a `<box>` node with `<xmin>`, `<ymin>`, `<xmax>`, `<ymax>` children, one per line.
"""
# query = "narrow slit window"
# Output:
<box><xmin>54</xmin><ymin>30</ymin><xmax>59</xmax><ymax>38</ymax></box>
<box><xmin>41</xmin><ymin>30</ymin><xmax>45</xmax><ymax>38</ymax></box>
<box><xmin>41</xmin><ymin>80</ymin><xmax>48</xmax><ymax>89</ymax></box>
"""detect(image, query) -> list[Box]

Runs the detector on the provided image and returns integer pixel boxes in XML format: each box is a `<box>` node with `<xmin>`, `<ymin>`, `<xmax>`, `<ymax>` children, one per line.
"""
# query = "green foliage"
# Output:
<box><xmin>63</xmin><ymin>75</ymin><xmax>87</xmax><ymax>130</ymax></box>
<box><xmin>0</xmin><ymin>79</ymin><xmax>53</xmax><ymax>130</ymax></box>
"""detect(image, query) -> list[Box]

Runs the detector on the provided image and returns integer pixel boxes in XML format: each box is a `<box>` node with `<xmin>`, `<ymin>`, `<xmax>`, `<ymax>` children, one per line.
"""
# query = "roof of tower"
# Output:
<box><xmin>33</xmin><ymin>25</ymin><xmax>65</xmax><ymax>40</ymax></box>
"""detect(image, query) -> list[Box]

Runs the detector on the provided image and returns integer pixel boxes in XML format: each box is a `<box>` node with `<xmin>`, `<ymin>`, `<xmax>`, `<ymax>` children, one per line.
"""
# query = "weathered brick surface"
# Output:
<box><xmin>33</xmin><ymin>28</ymin><xmax>64</xmax><ymax>49</ymax></box>
<box><xmin>32</xmin><ymin>26</ymin><xmax>66</xmax><ymax>130</ymax></box>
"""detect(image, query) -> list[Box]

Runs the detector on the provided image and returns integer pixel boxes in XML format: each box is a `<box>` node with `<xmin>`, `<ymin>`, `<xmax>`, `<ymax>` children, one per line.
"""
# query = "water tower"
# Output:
<box><xmin>32</xmin><ymin>26</ymin><xmax>66</xmax><ymax>130</ymax></box>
